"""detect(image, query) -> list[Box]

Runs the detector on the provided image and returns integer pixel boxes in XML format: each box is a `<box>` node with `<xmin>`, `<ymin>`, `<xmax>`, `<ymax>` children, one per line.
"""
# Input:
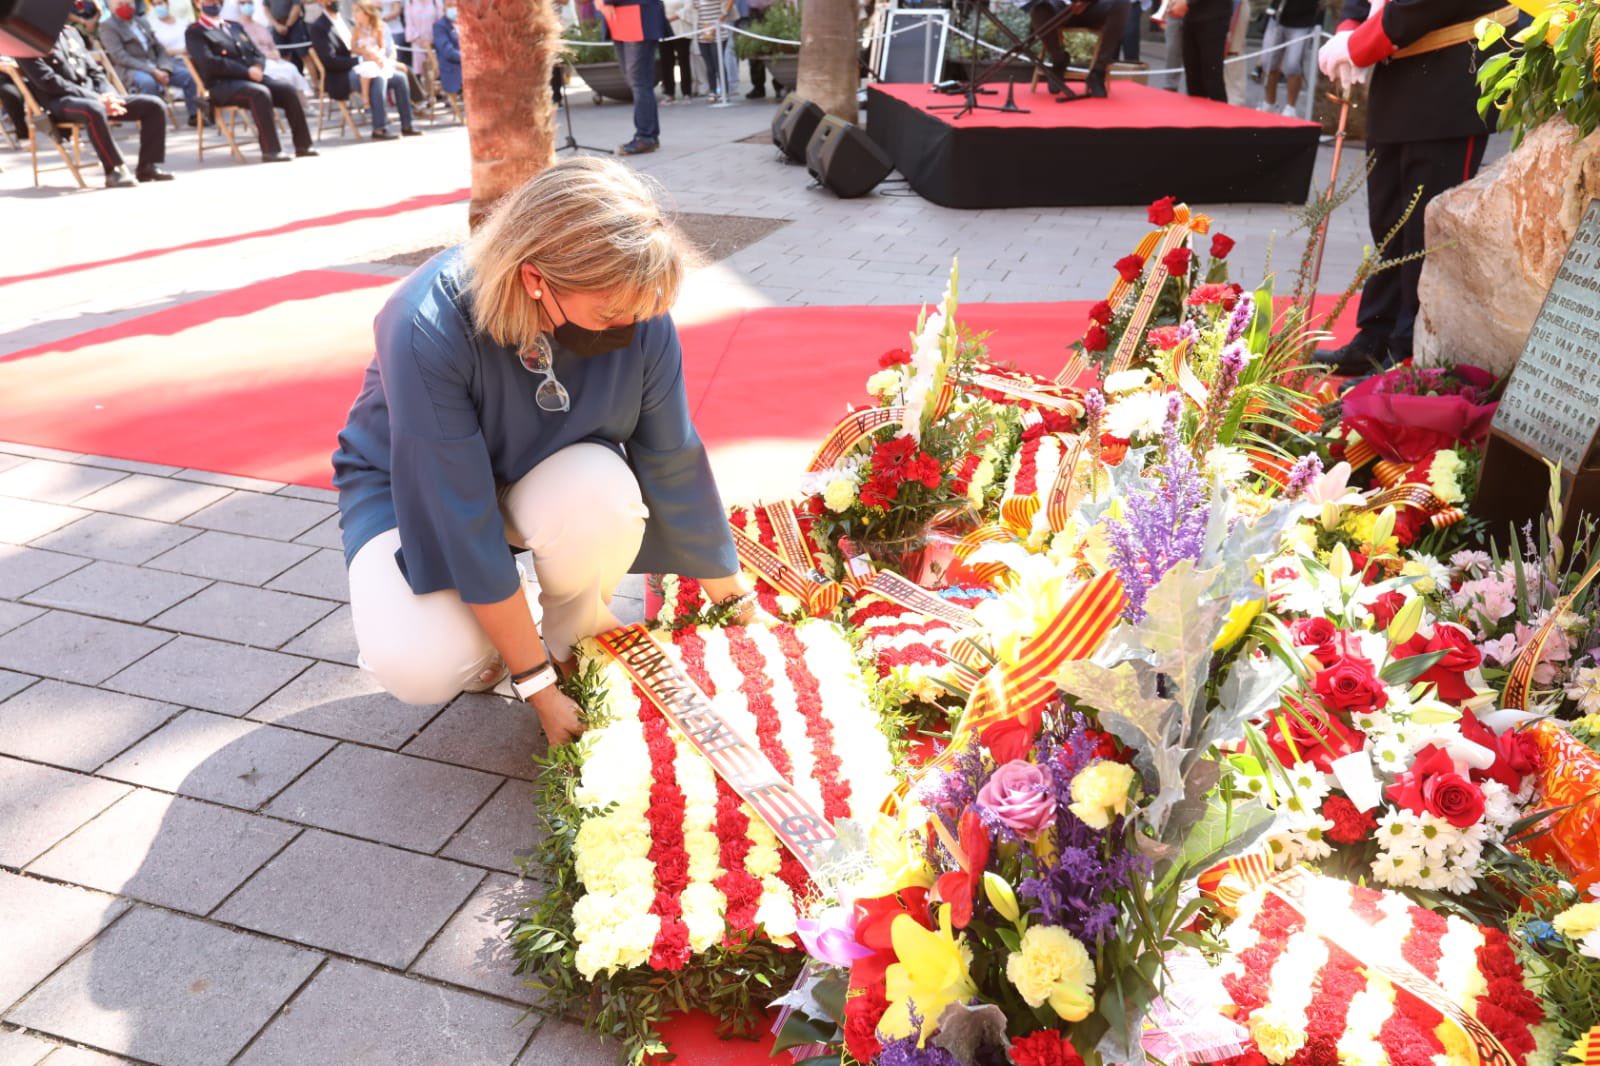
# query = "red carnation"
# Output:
<box><xmin>1210</xmin><ymin>232</ymin><xmax>1236</xmax><ymax>259</ymax></box>
<box><xmin>1391</xmin><ymin>507</ymin><xmax>1428</xmax><ymax>547</ymax></box>
<box><xmin>1146</xmin><ymin>325</ymin><xmax>1185</xmax><ymax>351</ymax></box>
<box><xmin>1322</xmin><ymin>793</ymin><xmax>1378</xmax><ymax>844</ymax></box>
<box><xmin>842</xmin><ymin>983</ymin><xmax>888</xmax><ymax>1064</ymax></box>
<box><xmin>1011</xmin><ymin>1030</ymin><xmax>1086</xmax><ymax>1066</ymax></box>
<box><xmin>1289</xmin><ymin>617</ymin><xmax>1340</xmax><ymax>666</ymax></box>
<box><xmin>879</xmin><ymin>348</ymin><xmax>912</xmax><ymax>368</ymax></box>
<box><xmin>1147</xmin><ymin>195</ymin><xmax>1177</xmax><ymax>226</ymax></box>
<box><xmin>1187</xmin><ymin>282</ymin><xmax>1243</xmax><ymax>310</ymax></box>
<box><xmin>1386</xmin><ymin>744</ymin><xmax>1486</xmax><ymax>828</ymax></box>
<box><xmin>1083</xmin><ymin>324</ymin><xmax>1109</xmax><ymax>352</ymax></box>
<box><xmin>1162</xmin><ymin>247</ymin><xmax>1193</xmax><ymax>277</ymax></box>
<box><xmin>1114</xmin><ymin>254</ymin><xmax>1145</xmax><ymax>283</ymax></box>
<box><xmin>1089</xmin><ymin>300</ymin><xmax>1114</xmax><ymax>325</ymax></box>
<box><xmin>1367</xmin><ymin>591</ymin><xmax>1407</xmax><ymax>630</ymax></box>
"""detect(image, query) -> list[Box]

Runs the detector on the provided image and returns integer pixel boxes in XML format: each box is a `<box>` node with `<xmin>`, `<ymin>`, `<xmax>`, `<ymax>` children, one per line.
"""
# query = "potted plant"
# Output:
<box><xmin>735</xmin><ymin>1</ymin><xmax>801</xmax><ymax>90</ymax></box>
<box><xmin>564</xmin><ymin>19</ymin><xmax>633</xmax><ymax>104</ymax></box>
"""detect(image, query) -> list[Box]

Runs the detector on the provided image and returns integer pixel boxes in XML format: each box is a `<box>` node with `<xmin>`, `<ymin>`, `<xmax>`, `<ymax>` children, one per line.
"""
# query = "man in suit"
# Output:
<box><xmin>308</xmin><ymin>0</ymin><xmax>416</xmax><ymax>138</ymax></box>
<box><xmin>1315</xmin><ymin>0</ymin><xmax>1504</xmax><ymax>373</ymax></box>
<box><xmin>431</xmin><ymin>5</ymin><xmax>459</xmax><ymax>95</ymax></box>
<box><xmin>100</xmin><ymin>0</ymin><xmax>199</xmax><ymax>125</ymax></box>
<box><xmin>595</xmin><ymin>0</ymin><xmax>668</xmax><ymax>154</ymax></box>
<box><xmin>186</xmin><ymin>0</ymin><xmax>316</xmax><ymax>161</ymax></box>
<box><xmin>19</xmin><ymin>19</ymin><xmax>172</xmax><ymax>186</ymax></box>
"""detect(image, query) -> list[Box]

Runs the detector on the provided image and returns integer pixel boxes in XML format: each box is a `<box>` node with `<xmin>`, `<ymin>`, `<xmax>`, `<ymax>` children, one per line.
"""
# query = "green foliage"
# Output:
<box><xmin>564</xmin><ymin>18</ymin><xmax>617</xmax><ymax>66</ymax></box>
<box><xmin>1476</xmin><ymin>3</ymin><xmax>1600</xmax><ymax>146</ymax></box>
<box><xmin>734</xmin><ymin>2</ymin><xmax>800</xmax><ymax>59</ymax></box>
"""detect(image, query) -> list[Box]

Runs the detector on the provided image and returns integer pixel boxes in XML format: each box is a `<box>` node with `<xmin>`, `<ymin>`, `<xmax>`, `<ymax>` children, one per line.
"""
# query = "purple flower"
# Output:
<box><xmin>1224</xmin><ymin>293</ymin><xmax>1255</xmax><ymax>344</ymax></box>
<box><xmin>1105</xmin><ymin>396</ymin><xmax>1210</xmax><ymax>620</ymax></box>
<box><xmin>1285</xmin><ymin>453</ymin><xmax>1323</xmax><ymax>498</ymax></box>
<box><xmin>977</xmin><ymin>760</ymin><xmax>1055</xmax><ymax>838</ymax></box>
<box><xmin>877</xmin><ymin>1013</ymin><xmax>963</xmax><ymax>1066</ymax></box>
<box><xmin>795</xmin><ymin>906</ymin><xmax>874</xmax><ymax>968</ymax></box>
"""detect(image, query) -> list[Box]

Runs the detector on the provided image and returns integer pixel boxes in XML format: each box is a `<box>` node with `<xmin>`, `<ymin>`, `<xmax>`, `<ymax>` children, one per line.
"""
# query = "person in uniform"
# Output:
<box><xmin>1022</xmin><ymin>0</ymin><xmax>1132</xmax><ymax>100</ymax></box>
<box><xmin>1315</xmin><ymin>0</ymin><xmax>1509</xmax><ymax>374</ymax></box>
<box><xmin>187</xmin><ymin>0</ymin><xmax>317</xmax><ymax>161</ymax></box>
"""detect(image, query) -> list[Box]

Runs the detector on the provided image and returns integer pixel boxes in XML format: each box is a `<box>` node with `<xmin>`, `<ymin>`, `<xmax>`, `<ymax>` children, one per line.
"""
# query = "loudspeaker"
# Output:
<box><xmin>770</xmin><ymin>93</ymin><xmax>823</xmax><ymax>165</ymax></box>
<box><xmin>805</xmin><ymin>116</ymin><xmax>894</xmax><ymax>199</ymax></box>
<box><xmin>0</xmin><ymin>0</ymin><xmax>70</xmax><ymax>56</ymax></box>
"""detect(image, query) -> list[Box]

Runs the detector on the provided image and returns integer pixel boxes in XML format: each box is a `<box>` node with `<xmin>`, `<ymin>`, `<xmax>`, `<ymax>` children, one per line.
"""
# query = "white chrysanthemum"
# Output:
<box><xmin>1205</xmin><ymin>445</ymin><xmax>1252</xmax><ymax>485</ymax></box>
<box><xmin>1104</xmin><ymin>390</ymin><xmax>1170</xmax><ymax>439</ymax></box>
<box><xmin>1103</xmin><ymin>368</ymin><xmax>1151</xmax><ymax>394</ymax></box>
<box><xmin>1371</xmin><ymin>848</ymin><xmax>1418</xmax><ymax>887</ymax></box>
<box><xmin>1400</xmin><ymin>552</ymin><xmax>1451</xmax><ymax>595</ymax></box>
<box><xmin>1285</xmin><ymin>762</ymin><xmax>1332</xmax><ymax>805</ymax></box>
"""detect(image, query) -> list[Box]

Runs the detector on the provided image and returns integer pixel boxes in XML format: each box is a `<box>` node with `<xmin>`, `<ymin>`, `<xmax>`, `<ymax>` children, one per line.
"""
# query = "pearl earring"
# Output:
<box><xmin>533</xmin><ymin>289</ymin><xmax>542</xmax><ymax>298</ymax></box>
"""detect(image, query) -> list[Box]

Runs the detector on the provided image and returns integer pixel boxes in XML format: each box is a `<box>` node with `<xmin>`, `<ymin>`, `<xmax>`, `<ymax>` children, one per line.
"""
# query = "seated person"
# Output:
<box><xmin>0</xmin><ymin>59</ymin><xmax>27</xmax><ymax>140</ymax></box>
<box><xmin>1018</xmin><ymin>0</ymin><xmax>1131</xmax><ymax>99</ymax></box>
<box><xmin>186</xmin><ymin>1</ymin><xmax>317</xmax><ymax>160</ymax></box>
<box><xmin>431</xmin><ymin>5</ymin><xmax>459</xmax><ymax>97</ymax></box>
<box><xmin>309</xmin><ymin>0</ymin><xmax>419</xmax><ymax>139</ymax></box>
<box><xmin>147</xmin><ymin>1</ymin><xmax>191</xmax><ymax>57</ymax></box>
<box><xmin>18</xmin><ymin>19</ymin><xmax>173</xmax><ymax>186</ymax></box>
<box><xmin>64</xmin><ymin>0</ymin><xmax>104</xmax><ymax>50</ymax></box>
<box><xmin>100</xmin><ymin>0</ymin><xmax>200</xmax><ymax>125</ymax></box>
<box><xmin>234</xmin><ymin>0</ymin><xmax>313</xmax><ymax>94</ymax></box>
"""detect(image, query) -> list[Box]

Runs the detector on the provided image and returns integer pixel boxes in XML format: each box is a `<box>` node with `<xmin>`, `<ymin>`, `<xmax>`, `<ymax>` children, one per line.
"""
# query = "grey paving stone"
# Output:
<box><xmin>148</xmin><ymin>583</ymin><xmax>335</xmax><ymax>649</ymax></box>
<box><xmin>29</xmin><ymin>512</ymin><xmax>199</xmax><ymax>567</ymax></box>
<box><xmin>0</xmin><ymin>612</ymin><xmax>172</xmax><ymax>686</ymax></box>
<box><xmin>278</xmin><ymin>605</ymin><xmax>358</xmax><ymax>666</ymax></box>
<box><xmin>0</xmin><ymin>501</ymin><xmax>86</xmax><ymax>546</ymax></box>
<box><xmin>70</xmin><ymin>475</ymin><xmax>230</xmax><ymax>524</ymax></box>
<box><xmin>31</xmin><ymin>1043</ymin><xmax>129</xmax><ymax>1064</ymax></box>
<box><xmin>0</xmin><ymin>603</ymin><xmax>43</xmax><ymax>637</ymax></box>
<box><xmin>0</xmin><ymin>445</ymin><xmax>82</xmax><ymax>463</ymax></box>
<box><xmin>235</xmin><ymin>957</ymin><xmax>528</xmax><ymax>1066</ymax></box>
<box><xmin>263</xmin><ymin>548</ymin><xmax>349</xmax><ymax>601</ymax></box>
<box><xmin>28</xmin><ymin>788</ymin><xmax>299</xmax><ymax>914</ymax></box>
<box><xmin>0</xmin><ymin>874</ymin><xmax>130</xmax><ymax>1016</ymax></box>
<box><xmin>246</xmin><ymin>662</ymin><xmax>443</xmax><ymax>749</ymax></box>
<box><xmin>181</xmin><ymin>493</ymin><xmax>334</xmax><ymax>541</ymax></box>
<box><xmin>0</xmin><ymin>672</ymin><xmax>33</xmax><ymax>702</ymax></box>
<box><xmin>24</xmin><ymin>561</ymin><xmax>211</xmax><ymax>625</ymax></box>
<box><xmin>97</xmin><ymin>710</ymin><xmax>335</xmax><ymax>810</ymax></box>
<box><xmin>0</xmin><ymin>1026</ymin><xmax>55</xmax><ymax>1065</ymax></box>
<box><xmin>0</xmin><ymin>546</ymin><xmax>90</xmax><ymax>599</ymax></box>
<box><xmin>412</xmin><ymin>873</ymin><xmax>543</xmax><ymax>1006</ymax></box>
<box><xmin>264</xmin><ymin>744</ymin><xmax>501</xmax><ymax>852</ymax></box>
<box><xmin>6</xmin><ymin>906</ymin><xmax>322</xmax><ymax>1066</ymax></box>
<box><xmin>103</xmin><ymin>635</ymin><xmax>310</xmax><ymax>716</ymax></box>
<box><xmin>0</xmin><ymin>758</ymin><xmax>131</xmax><ymax>867</ymax></box>
<box><xmin>0</xmin><ymin>462</ymin><xmax>126</xmax><ymax>506</ymax></box>
<box><xmin>215</xmin><ymin>831</ymin><xmax>483</xmax><ymax>969</ymax></box>
<box><xmin>72</xmin><ymin>455</ymin><xmax>183</xmax><ymax>477</ymax></box>
<box><xmin>516</xmin><ymin>1020</ymin><xmax>616</xmax><ymax>1065</ymax></box>
<box><xmin>292</xmin><ymin>513</ymin><xmax>344</xmax><ymax>550</ymax></box>
<box><xmin>147</xmin><ymin>531</ymin><xmax>314</xmax><ymax>586</ymax></box>
<box><xmin>403</xmin><ymin>694</ymin><xmax>544</xmax><ymax>780</ymax></box>
<box><xmin>172</xmin><ymin>470</ymin><xmax>286</xmax><ymax>493</ymax></box>
<box><xmin>440</xmin><ymin>779</ymin><xmax>539</xmax><ymax>875</ymax></box>
<box><xmin>0</xmin><ymin>681</ymin><xmax>176</xmax><ymax>772</ymax></box>
<box><xmin>0</xmin><ymin>453</ymin><xmax>22</xmax><ymax>474</ymax></box>
<box><xmin>274</xmin><ymin>485</ymin><xmax>339</xmax><ymax>504</ymax></box>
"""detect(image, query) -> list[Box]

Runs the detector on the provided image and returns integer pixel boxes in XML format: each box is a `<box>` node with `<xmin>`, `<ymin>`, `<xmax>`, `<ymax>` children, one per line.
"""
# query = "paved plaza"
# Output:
<box><xmin>1</xmin><ymin>80</ymin><xmax>1507</xmax><ymax>1064</ymax></box>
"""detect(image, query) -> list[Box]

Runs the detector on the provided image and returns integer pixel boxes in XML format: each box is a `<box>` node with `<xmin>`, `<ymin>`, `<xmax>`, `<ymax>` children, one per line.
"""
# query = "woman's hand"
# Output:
<box><xmin>700</xmin><ymin>573</ymin><xmax>777</xmax><ymax>627</ymax></box>
<box><xmin>529</xmin><ymin>686</ymin><xmax>585</xmax><ymax>746</ymax></box>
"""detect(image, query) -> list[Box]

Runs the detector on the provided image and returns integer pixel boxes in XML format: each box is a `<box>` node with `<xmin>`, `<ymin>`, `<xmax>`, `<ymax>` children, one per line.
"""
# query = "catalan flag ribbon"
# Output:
<box><xmin>1567</xmin><ymin>1025</ymin><xmax>1600</xmax><ymax>1066</ymax></box>
<box><xmin>807</xmin><ymin>406</ymin><xmax>905</xmax><ymax>473</ymax></box>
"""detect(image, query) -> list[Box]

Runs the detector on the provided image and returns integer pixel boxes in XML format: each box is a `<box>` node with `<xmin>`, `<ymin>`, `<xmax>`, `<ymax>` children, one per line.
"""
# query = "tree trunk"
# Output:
<box><xmin>796</xmin><ymin>0</ymin><xmax>858</xmax><ymax>121</ymax></box>
<box><xmin>460</xmin><ymin>0</ymin><xmax>561</xmax><ymax>228</ymax></box>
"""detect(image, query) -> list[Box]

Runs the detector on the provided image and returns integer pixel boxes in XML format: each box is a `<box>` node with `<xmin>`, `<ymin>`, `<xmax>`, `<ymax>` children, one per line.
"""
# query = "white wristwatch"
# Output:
<box><xmin>510</xmin><ymin>662</ymin><xmax>558</xmax><ymax>701</ymax></box>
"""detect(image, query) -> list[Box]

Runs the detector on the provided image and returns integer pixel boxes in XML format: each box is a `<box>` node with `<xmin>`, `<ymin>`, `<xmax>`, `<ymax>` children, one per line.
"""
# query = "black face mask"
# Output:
<box><xmin>546</xmin><ymin>285</ymin><xmax>636</xmax><ymax>357</ymax></box>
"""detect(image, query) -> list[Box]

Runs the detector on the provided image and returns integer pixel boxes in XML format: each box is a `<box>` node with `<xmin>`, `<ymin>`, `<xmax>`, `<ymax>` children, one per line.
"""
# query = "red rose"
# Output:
<box><xmin>981</xmin><ymin>710</ymin><xmax>1041</xmax><ymax>765</ymax></box>
<box><xmin>1322</xmin><ymin>793</ymin><xmax>1378</xmax><ymax>844</ymax></box>
<box><xmin>1089</xmin><ymin>300</ymin><xmax>1114</xmax><ymax>325</ymax></box>
<box><xmin>1367</xmin><ymin>591</ymin><xmax>1407</xmax><ymax>630</ymax></box>
<box><xmin>1490</xmin><ymin>729</ymin><xmax>1541</xmax><ymax>789</ymax></box>
<box><xmin>1386</xmin><ymin>743</ymin><xmax>1486</xmax><ymax>827</ymax></box>
<box><xmin>1147</xmin><ymin>195</ymin><xmax>1177</xmax><ymax>226</ymax></box>
<box><xmin>1210</xmin><ymin>232</ymin><xmax>1236</xmax><ymax>259</ymax></box>
<box><xmin>842</xmin><ymin>983</ymin><xmax>888</xmax><ymax>1064</ymax></box>
<box><xmin>1265</xmin><ymin>703</ymin><xmax>1366</xmax><ymax>773</ymax></box>
<box><xmin>1396</xmin><ymin>623</ymin><xmax>1482</xmax><ymax>704</ymax></box>
<box><xmin>1011</xmin><ymin>1030</ymin><xmax>1086</xmax><ymax>1066</ymax></box>
<box><xmin>1083</xmin><ymin>324</ymin><xmax>1109</xmax><ymax>352</ymax></box>
<box><xmin>1312</xmin><ymin>652</ymin><xmax>1388</xmax><ymax>714</ymax></box>
<box><xmin>878</xmin><ymin>348</ymin><xmax>912</xmax><ymax>368</ymax></box>
<box><xmin>1161</xmin><ymin>247</ymin><xmax>1193</xmax><ymax>277</ymax></box>
<box><xmin>1289</xmin><ymin>617</ymin><xmax>1339</xmax><ymax>665</ymax></box>
<box><xmin>1114</xmin><ymin>254</ymin><xmax>1145</xmax><ymax>283</ymax></box>
<box><xmin>1146</xmin><ymin>325</ymin><xmax>1185</xmax><ymax>351</ymax></box>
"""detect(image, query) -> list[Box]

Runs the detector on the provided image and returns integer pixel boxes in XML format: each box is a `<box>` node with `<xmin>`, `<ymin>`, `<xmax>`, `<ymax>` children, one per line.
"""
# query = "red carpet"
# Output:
<box><xmin>870</xmin><ymin>80</ymin><xmax>1317</xmax><ymax>131</ymax></box>
<box><xmin>0</xmin><ymin>270</ymin><xmax>1358</xmax><ymax>489</ymax></box>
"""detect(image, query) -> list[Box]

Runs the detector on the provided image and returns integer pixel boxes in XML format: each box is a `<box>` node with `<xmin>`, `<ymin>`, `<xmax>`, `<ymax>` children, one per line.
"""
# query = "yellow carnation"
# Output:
<box><xmin>865</xmin><ymin>368</ymin><xmax>904</xmax><ymax>400</ymax></box>
<box><xmin>1552</xmin><ymin>901</ymin><xmax>1600</xmax><ymax>940</ymax></box>
<box><xmin>1428</xmin><ymin>451</ymin><xmax>1465</xmax><ymax>505</ymax></box>
<box><xmin>1005</xmin><ymin>925</ymin><xmax>1095</xmax><ymax>1021</ymax></box>
<box><xmin>1068</xmin><ymin>761</ymin><xmax>1137</xmax><ymax>830</ymax></box>
<box><xmin>1250</xmin><ymin>1007</ymin><xmax>1309</xmax><ymax>1064</ymax></box>
<box><xmin>824</xmin><ymin>478</ymin><xmax>857</xmax><ymax>513</ymax></box>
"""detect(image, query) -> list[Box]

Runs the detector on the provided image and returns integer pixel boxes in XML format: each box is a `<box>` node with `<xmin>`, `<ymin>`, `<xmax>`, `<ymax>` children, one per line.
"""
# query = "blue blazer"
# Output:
<box><xmin>431</xmin><ymin>15</ymin><xmax>460</xmax><ymax>93</ymax></box>
<box><xmin>604</xmin><ymin>0</ymin><xmax>670</xmax><ymax>42</ymax></box>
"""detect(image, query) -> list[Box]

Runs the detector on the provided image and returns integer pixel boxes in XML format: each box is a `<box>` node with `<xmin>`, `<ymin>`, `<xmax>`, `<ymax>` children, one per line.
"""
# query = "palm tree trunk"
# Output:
<box><xmin>796</xmin><ymin>0</ymin><xmax>858</xmax><ymax>121</ymax></box>
<box><xmin>459</xmin><ymin>0</ymin><xmax>562</xmax><ymax>228</ymax></box>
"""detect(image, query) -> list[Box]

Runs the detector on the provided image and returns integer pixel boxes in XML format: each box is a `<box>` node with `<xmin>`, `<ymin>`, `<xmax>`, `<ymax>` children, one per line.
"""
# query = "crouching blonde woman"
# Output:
<box><xmin>332</xmin><ymin>157</ymin><xmax>757</xmax><ymax>745</ymax></box>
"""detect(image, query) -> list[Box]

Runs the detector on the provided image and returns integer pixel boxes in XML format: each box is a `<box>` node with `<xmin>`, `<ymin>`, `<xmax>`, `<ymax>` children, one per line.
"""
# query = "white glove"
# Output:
<box><xmin>1317</xmin><ymin>28</ymin><xmax>1371</xmax><ymax>92</ymax></box>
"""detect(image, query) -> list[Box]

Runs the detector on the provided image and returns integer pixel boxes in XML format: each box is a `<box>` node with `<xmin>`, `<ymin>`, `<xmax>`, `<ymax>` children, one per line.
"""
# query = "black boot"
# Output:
<box><xmin>1086</xmin><ymin>67</ymin><xmax>1108</xmax><ymax>97</ymax></box>
<box><xmin>1313</xmin><ymin>331</ymin><xmax>1394</xmax><ymax>376</ymax></box>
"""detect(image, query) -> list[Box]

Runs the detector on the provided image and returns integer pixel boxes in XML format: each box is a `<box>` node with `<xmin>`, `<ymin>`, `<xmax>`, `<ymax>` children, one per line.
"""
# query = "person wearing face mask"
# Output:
<box><xmin>430</xmin><ymin>3</ymin><xmax>459</xmax><ymax>97</ymax></box>
<box><xmin>310</xmin><ymin>0</ymin><xmax>419</xmax><ymax>138</ymax></box>
<box><xmin>147</xmin><ymin>1</ymin><xmax>191</xmax><ymax>59</ymax></box>
<box><xmin>100</xmin><ymin>0</ymin><xmax>200</xmax><ymax>125</ymax></box>
<box><xmin>186</xmin><ymin>0</ymin><xmax>316</xmax><ymax>160</ymax></box>
<box><xmin>234</xmin><ymin>0</ymin><xmax>312</xmax><ymax>94</ymax></box>
<box><xmin>331</xmin><ymin>158</ymin><xmax>757</xmax><ymax>746</ymax></box>
<box><xmin>19</xmin><ymin>16</ymin><xmax>173</xmax><ymax>186</ymax></box>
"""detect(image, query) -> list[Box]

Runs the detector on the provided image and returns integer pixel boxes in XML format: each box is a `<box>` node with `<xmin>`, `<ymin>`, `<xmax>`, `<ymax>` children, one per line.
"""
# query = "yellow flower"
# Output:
<box><xmin>1004</xmin><ymin>925</ymin><xmax>1095</xmax><ymax>1020</ymax></box>
<box><xmin>859</xmin><ymin>812</ymin><xmax>934</xmax><ymax>896</ymax></box>
<box><xmin>1250</xmin><ymin>1007</ymin><xmax>1309</xmax><ymax>1064</ymax></box>
<box><xmin>823</xmin><ymin>478</ymin><xmax>857</xmax><ymax>513</ymax></box>
<box><xmin>1068</xmin><ymin>761</ymin><xmax>1137</xmax><ymax>830</ymax></box>
<box><xmin>1552</xmin><ymin>901</ymin><xmax>1600</xmax><ymax>940</ymax></box>
<box><xmin>865</xmin><ymin>368</ymin><xmax>904</xmax><ymax>400</ymax></box>
<box><xmin>1214</xmin><ymin>596</ymin><xmax>1263</xmax><ymax>650</ymax></box>
<box><xmin>1435</xmin><ymin>1021</ymin><xmax>1476</xmax><ymax>1066</ymax></box>
<box><xmin>1428</xmin><ymin>451</ymin><xmax>1465</xmax><ymax>505</ymax></box>
<box><xmin>879</xmin><ymin>906</ymin><xmax>978</xmax><ymax>1044</ymax></box>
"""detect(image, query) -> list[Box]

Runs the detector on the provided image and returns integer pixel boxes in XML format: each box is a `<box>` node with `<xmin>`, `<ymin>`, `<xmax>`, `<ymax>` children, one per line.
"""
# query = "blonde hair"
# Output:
<box><xmin>463</xmin><ymin>157</ymin><xmax>685</xmax><ymax>352</ymax></box>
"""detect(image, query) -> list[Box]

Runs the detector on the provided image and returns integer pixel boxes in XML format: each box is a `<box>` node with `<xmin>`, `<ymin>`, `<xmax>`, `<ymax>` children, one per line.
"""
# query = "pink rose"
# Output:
<box><xmin>977</xmin><ymin>760</ymin><xmax>1055</xmax><ymax>837</ymax></box>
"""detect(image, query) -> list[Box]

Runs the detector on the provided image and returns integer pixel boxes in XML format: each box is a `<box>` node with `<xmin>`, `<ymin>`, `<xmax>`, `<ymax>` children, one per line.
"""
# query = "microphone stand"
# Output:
<box><xmin>555</xmin><ymin>62</ymin><xmax>613</xmax><ymax>154</ymax></box>
<box><xmin>928</xmin><ymin>0</ymin><xmax>1021</xmax><ymax>118</ymax></box>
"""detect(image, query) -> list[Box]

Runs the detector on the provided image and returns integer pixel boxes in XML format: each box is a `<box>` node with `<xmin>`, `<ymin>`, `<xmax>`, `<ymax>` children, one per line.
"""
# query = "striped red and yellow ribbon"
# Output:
<box><xmin>1344</xmin><ymin>438</ymin><xmax>1379</xmax><ymax>470</ymax></box>
<box><xmin>1107</xmin><ymin>226</ymin><xmax>1194</xmax><ymax>378</ymax></box>
<box><xmin>1044</xmin><ymin>435</ymin><xmax>1086</xmax><ymax>535</ymax></box>
<box><xmin>1503</xmin><ymin>550</ymin><xmax>1600</xmax><ymax>710</ymax></box>
<box><xmin>807</xmin><ymin>406</ymin><xmax>904</xmax><ymax>473</ymax></box>
<box><xmin>951</xmin><ymin>525</ymin><xmax>1014</xmax><ymax>586</ymax></box>
<box><xmin>1197</xmin><ymin>847</ymin><xmax>1276</xmax><ymax>914</ymax></box>
<box><xmin>1054</xmin><ymin>229</ymin><xmax>1163</xmax><ymax>387</ymax></box>
<box><xmin>1570</xmin><ymin>1025</ymin><xmax>1600</xmax><ymax>1066</ymax></box>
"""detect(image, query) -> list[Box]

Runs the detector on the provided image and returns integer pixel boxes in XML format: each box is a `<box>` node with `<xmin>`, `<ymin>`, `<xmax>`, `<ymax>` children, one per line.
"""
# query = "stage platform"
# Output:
<box><xmin>866</xmin><ymin>81</ymin><xmax>1321</xmax><ymax>209</ymax></box>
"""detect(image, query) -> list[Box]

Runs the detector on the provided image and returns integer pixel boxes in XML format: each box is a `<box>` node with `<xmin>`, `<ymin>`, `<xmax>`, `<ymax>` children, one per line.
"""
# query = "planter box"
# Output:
<box><xmin>766</xmin><ymin>53</ymin><xmax>799</xmax><ymax>89</ymax></box>
<box><xmin>574</xmin><ymin>60</ymin><xmax>632</xmax><ymax>103</ymax></box>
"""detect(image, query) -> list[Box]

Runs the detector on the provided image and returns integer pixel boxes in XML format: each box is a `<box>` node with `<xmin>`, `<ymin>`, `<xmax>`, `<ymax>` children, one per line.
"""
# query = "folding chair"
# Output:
<box><xmin>304</xmin><ymin>47</ymin><xmax>361</xmax><ymax>141</ymax></box>
<box><xmin>179</xmin><ymin>53</ymin><xmax>248</xmax><ymax>162</ymax></box>
<box><xmin>2</xmin><ymin>63</ymin><xmax>88</xmax><ymax>188</ymax></box>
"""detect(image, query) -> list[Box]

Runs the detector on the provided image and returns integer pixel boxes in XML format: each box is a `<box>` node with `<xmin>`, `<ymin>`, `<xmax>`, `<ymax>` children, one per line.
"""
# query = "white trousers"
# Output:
<box><xmin>348</xmin><ymin>443</ymin><xmax>649</xmax><ymax>705</ymax></box>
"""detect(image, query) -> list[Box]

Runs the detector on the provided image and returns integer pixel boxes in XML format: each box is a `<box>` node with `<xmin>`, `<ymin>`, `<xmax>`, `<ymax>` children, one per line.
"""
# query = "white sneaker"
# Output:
<box><xmin>1280</xmin><ymin>103</ymin><xmax>1298</xmax><ymax>117</ymax></box>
